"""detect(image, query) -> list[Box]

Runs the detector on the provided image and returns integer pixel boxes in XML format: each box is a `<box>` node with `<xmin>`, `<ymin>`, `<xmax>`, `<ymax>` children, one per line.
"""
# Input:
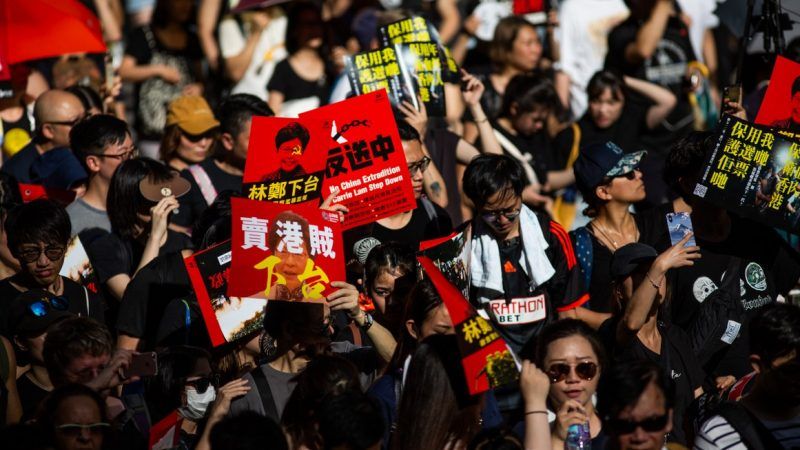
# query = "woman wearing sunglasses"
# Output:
<box><xmin>535</xmin><ymin>318</ymin><xmax>608</xmax><ymax>450</ymax></box>
<box><xmin>567</xmin><ymin>141</ymin><xmax>648</xmax><ymax>329</ymax></box>
<box><xmin>605</xmin><ymin>239</ymin><xmax>704</xmax><ymax>446</ymax></box>
<box><xmin>160</xmin><ymin>95</ymin><xmax>220</xmax><ymax>172</ymax></box>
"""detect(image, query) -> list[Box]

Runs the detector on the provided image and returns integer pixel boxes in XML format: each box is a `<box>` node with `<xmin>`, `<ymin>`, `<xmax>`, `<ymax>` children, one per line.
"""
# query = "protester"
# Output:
<box><xmin>0</xmin><ymin>174</ymin><xmax>22</xmax><ymax>280</ymax></box>
<box><xmin>160</xmin><ymin>96</ymin><xmax>220</xmax><ymax>172</ymax></box>
<box><xmin>37</xmin><ymin>384</ymin><xmax>111</xmax><ymax>450</ymax></box>
<box><xmin>68</xmin><ymin>114</ymin><xmax>135</xmax><ymax>235</ymax></box>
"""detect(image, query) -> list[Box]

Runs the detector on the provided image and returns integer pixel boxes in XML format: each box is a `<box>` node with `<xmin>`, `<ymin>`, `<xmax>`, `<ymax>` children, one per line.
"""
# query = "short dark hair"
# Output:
<box><xmin>43</xmin><ymin>317</ymin><xmax>113</xmax><ymax>387</ymax></box>
<box><xmin>318</xmin><ymin>392</ymin><xmax>384</xmax><ymax>450</ymax></box>
<box><xmin>664</xmin><ymin>131</ymin><xmax>715</xmax><ymax>195</ymax></box>
<box><xmin>587</xmin><ymin>70</ymin><xmax>626</xmax><ymax>103</ymax></box>
<box><xmin>749</xmin><ymin>302</ymin><xmax>800</xmax><ymax>365</ymax></box>
<box><xmin>500</xmin><ymin>74</ymin><xmax>558</xmax><ymax>118</ymax></box>
<box><xmin>5</xmin><ymin>199</ymin><xmax>71</xmax><ymax>253</ymax></box>
<box><xmin>597</xmin><ymin>360</ymin><xmax>674</xmax><ymax>425</ymax></box>
<box><xmin>70</xmin><ymin>114</ymin><xmax>130</xmax><ymax>172</ymax></box>
<box><xmin>107</xmin><ymin>157</ymin><xmax>175</xmax><ymax>239</ymax></box>
<box><xmin>396</xmin><ymin>120</ymin><xmax>421</xmax><ymax>142</ymax></box>
<box><xmin>37</xmin><ymin>384</ymin><xmax>108</xmax><ymax>444</ymax></box>
<box><xmin>210</xmin><ymin>412</ymin><xmax>288</xmax><ymax>450</ymax></box>
<box><xmin>364</xmin><ymin>242</ymin><xmax>416</xmax><ymax>292</ymax></box>
<box><xmin>534</xmin><ymin>318</ymin><xmax>608</xmax><ymax>372</ymax></box>
<box><xmin>274</xmin><ymin>122</ymin><xmax>310</xmax><ymax>152</ymax></box>
<box><xmin>192</xmin><ymin>190</ymin><xmax>234</xmax><ymax>249</ymax></box>
<box><xmin>214</xmin><ymin>94</ymin><xmax>274</xmax><ymax>160</ymax></box>
<box><xmin>462</xmin><ymin>154</ymin><xmax>526</xmax><ymax>208</ymax></box>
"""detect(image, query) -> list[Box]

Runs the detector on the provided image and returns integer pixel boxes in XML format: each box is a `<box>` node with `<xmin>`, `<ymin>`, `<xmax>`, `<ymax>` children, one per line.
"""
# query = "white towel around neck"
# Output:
<box><xmin>471</xmin><ymin>205</ymin><xmax>556</xmax><ymax>295</ymax></box>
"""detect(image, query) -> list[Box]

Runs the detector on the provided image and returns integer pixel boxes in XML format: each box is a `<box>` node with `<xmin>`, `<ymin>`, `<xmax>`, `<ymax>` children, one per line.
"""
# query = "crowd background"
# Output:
<box><xmin>1</xmin><ymin>0</ymin><xmax>800</xmax><ymax>450</ymax></box>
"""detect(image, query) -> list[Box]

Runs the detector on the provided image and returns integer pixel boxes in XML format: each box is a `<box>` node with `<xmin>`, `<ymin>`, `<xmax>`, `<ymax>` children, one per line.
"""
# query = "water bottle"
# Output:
<box><xmin>565</xmin><ymin>422</ymin><xmax>591</xmax><ymax>450</ymax></box>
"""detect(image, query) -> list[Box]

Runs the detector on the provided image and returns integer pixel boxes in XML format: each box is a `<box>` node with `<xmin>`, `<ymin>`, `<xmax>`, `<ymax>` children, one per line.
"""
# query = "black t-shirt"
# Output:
<box><xmin>88</xmin><ymin>230</ymin><xmax>194</xmax><ymax>284</ymax></box>
<box><xmin>17</xmin><ymin>372</ymin><xmax>49</xmax><ymax>422</ymax></box>
<box><xmin>1</xmin><ymin>141</ymin><xmax>37</xmax><ymax>184</ymax></box>
<box><xmin>267</xmin><ymin>59</ymin><xmax>328</xmax><ymax>104</ymax></box>
<box><xmin>492</xmin><ymin>122</ymin><xmax>552</xmax><ymax>185</ymax></box>
<box><xmin>578</xmin><ymin>97</ymin><xmax>649</xmax><ymax>153</ymax></box>
<box><xmin>125</xmin><ymin>26</ymin><xmax>203</xmax><ymax>67</ymax></box>
<box><xmin>571</xmin><ymin>228</ymin><xmax>616</xmax><ymax>313</ymax></box>
<box><xmin>173</xmin><ymin>158</ymin><xmax>243</xmax><ymax>228</ymax></box>
<box><xmin>115</xmin><ymin>252</ymin><xmax>193</xmax><ymax>348</ymax></box>
<box><xmin>600</xmin><ymin>318</ymin><xmax>704</xmax><ymax>445</ymax></box>
<box><xmin>605</xmin><ymin>16</ymin><xmax>695</xmax><ymax>155</ymax></box>
<box><xmin>463</xmin><ymin>70</ymin><xmax>504</xmax><ymax>123</ymax></box>
<box><xmin>155</xmin><ymin>295</ymin><xmax>210</xmax><ymax>349</ymax></box>
<box><xmin>0</xmin><ymin>276</ymin><xmax>104</xmax><ymax>337</ymax></box>
<box><xmin>345</xmin><ymin>198</ymin><xmax>452</xmax><ymax>258</ymax></box>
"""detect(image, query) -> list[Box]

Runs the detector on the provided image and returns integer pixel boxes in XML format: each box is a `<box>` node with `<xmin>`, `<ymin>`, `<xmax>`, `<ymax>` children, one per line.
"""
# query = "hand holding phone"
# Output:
<box><xmin>666</xmin><ymin>212</ymin><xmax>697</xmax><ymax>248</ymax></box>
<box><xmin>123</xmin><ymin>352</ymin><xmax>157</xmax><ymax>379</ymax></box>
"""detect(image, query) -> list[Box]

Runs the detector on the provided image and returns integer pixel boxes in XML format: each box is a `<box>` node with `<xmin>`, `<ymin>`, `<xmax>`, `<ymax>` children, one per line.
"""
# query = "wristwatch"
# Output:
<box><xmin>358</xmin><ymin>312</ymin><xmax>374</xmax><ymax>331</ymax></box>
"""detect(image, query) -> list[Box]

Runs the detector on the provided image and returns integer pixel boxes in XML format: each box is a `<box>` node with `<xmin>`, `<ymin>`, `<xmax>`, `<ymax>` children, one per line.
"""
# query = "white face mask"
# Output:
<box><xmin>180</xmin><ymin>386</ymin><xmax>216</xmax><ymax>420</ymax></box>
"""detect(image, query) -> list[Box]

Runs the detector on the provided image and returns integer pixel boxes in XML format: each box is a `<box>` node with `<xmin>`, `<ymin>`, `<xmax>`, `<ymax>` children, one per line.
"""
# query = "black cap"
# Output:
<box><xmin>610</xmin><ymin>243</ymin><xmax>659</xmax><ymax>279</ymax></box>
<box><xmin>574</xmin><ymin>141</ymin><xmax>646</xmax><ymax>198</ymax></box>
<box><xmin>8</xmin><ymin>289</ymin><xmax>74</xmax><ymax>337</ymax></box>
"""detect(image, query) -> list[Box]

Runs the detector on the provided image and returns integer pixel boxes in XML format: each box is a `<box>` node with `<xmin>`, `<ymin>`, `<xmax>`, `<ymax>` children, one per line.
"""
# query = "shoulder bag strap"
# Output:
<box><xmin>187</xmin><ymin>164</ymin><xmax>218</xmax><ymax>206</ymax></box>
<box><xmin>566</xmin><ymin>123</ymin><xmax>581</xmax><ymax>169</ymax></box>
<box><xmin>249</xmin><ymin>367</ymin><xmax>280</xmax><ymax>422</ymax></box>
<box><xmin>492</xmin><ymin>128</ymin><xmax>540</xmax><ymax>186</ymax></box>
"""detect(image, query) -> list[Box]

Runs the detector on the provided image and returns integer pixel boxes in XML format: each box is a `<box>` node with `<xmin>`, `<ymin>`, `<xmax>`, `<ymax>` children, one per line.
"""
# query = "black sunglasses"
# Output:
<box><xmin>607</xmin><ymin>414</ymin><xmax>669</xmax><ymax>434</ymax></box>
<box><xmin>184</xmin><ymin>131</ymin><xmax>217</xmax><ymax>143</ymax></box>
<box><xmin>547</xmin><ymin>361</ymin><xmax>598</xmax><ymax>383</ymax></box>
<box><xmin>17</xmin><ymin>245</ymin><xmax>66</xmax><ymax>263</ymax></box>
<box><xmin>186</xmin><ymin>375</ymin><xmax>219</xmax><ymax>394</ymax></box>
<box><xmin>481</xmin><ymin>207</ymin><xmax>521</xmax><ymax>224</ymax></box>
<box><xmin>407</xmin><ymin>156</ymin><xmax>432</xmax><ymax>175</ymax></box>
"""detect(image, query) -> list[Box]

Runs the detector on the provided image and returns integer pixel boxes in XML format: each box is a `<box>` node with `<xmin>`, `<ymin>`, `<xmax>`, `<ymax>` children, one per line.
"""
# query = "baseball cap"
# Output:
<box><xmin>166</xmin><ymin>96</ymin><xmax>220</xmax><ymax>135</ymax></box>
<box><xmin>610</xmin><ymin>243</ymin><xmax>659</xmax><ymax>279</ymax></box>
<box><xmin>574</xmin><ymin>141</ymin><xmax>646</xmax><ymax>198</ymax></box>
<box><xmin>139</xmin><ymin>172</ymin><xmax>191</xmax><ymax>202</ymax></box>
<box><xmin>9</xmin><ymin>289</ymin><xmax>74</xmax><ymax>337</ymax></box>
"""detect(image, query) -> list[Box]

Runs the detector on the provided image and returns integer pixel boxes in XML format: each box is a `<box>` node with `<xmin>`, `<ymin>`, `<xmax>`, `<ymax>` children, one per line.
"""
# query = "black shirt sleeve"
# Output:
<box><xmin>174</xmin><ymin>168</ymin><xmax>207</xmax><ymax>228</ymax></box>
<box><xmin>124</xmin><ymin>27</ymin><xmax>152</xmax><ymax>65</ymax></box>
<box><xmin>88</xmin><ymin>233</ymin><xmax>132</xmax><ymax>283</ymax></box>
<box><xmin>604</xmin><ymin>21</ymin><xmax>638</xmax><ymax>75</ymax></box>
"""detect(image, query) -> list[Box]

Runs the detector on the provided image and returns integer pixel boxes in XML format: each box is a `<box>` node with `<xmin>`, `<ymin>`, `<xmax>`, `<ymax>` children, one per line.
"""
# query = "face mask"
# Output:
<box><xmin>179</xmin><ymin>386</ymin><xmax>216</xmax><ymax>420</ymax></box>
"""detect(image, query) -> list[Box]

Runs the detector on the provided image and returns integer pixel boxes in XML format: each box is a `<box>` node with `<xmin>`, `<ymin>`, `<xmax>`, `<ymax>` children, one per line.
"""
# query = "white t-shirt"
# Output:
<box><xmin>694</xmin><ymin>412</ymin><xmax>800</xmax><ymax>450</ymax></box>
<box><xmin>555</xmin><ymin>0</ymin><xmax>629</xmax><ymax>117</ymax></box>
<box><xmin>218</xmin><ymin>14</ymin><xmax>288</xmax><ymax>100</ymax></box>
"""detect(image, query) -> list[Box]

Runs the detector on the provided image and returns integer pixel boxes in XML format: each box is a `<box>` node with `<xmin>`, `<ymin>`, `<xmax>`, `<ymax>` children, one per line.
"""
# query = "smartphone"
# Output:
<box><xmin>666</xmin><ymin>212</ymin><xmax>697</xmax><ymax>247</ymax></box>
<box><xmin>722</xmin><ymin>85</ymin><xmax>742</xmax><ymax>109</ymax></box>
<box><xmin>123</xmin><ymin>352</ymin><xmax>157</xmax><ymax>379</ymax></box>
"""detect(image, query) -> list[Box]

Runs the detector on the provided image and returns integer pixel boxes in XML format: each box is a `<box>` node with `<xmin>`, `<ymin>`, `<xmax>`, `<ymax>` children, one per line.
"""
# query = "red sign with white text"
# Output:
<box><xmin>300</xmin><ymin>91</ymin><xmax>416</xmax><ymax>229</ymax></box>
<box><xmin>229</xmin><ymin>197</ymin><xmax>344</xmax><ymax>301</ymax></box>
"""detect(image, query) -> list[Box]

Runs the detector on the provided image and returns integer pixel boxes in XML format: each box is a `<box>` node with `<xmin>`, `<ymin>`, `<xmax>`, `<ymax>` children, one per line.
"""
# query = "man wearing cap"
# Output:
<box><xmin>2</xmin><ymin>89</ymin><xmax>85</xmax><ymax>183</ymax></box>
<box><xmin>67</xmin><ymin>114</ymin><xmax>135</xmax><ymax>235</ymax></box>
<box><xmin>9</xmin><ymin>289</ymin><xmax>75</xmax><ymax>421</ymax></box>
<box><xmin>568</xmin><ymin>141</ymin><xmax>647</xmax><ymax>328</ymax></box>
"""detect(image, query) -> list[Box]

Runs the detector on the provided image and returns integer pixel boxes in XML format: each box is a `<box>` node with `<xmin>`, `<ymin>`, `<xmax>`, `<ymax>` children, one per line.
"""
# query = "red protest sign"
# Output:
<box><xmin>229</xmin><ymin>197</ymin><xmax>345</xmax><ymax>301</ymax></box>
<box><xmin>755</xmin><ymin>55</ymin><xmax>800</xmax><ymax>134</ymax></box>
<box><xmin>300</xmin><ymin>91</ymin><xmax>417</xmax><ymax>229</ymax></box>
<box><xmin>242</xmin><ymin>117</ymin><xmax>325</xmax><ymax>205</ymax></box>
<box><xmin>149</xmin><ymin>410</ymin><xmax>182</xmax><ymax>450</ymax></box>
<box><xmin>418</xmin><ymin>256</ymin><xmax>519</xmax><ymax>395</ymax></box>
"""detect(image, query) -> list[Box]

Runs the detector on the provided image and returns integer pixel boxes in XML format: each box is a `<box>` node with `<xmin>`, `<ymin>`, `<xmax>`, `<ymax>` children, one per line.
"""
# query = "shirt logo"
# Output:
<box><xmin>745</xmin><ymin>262</ymin><xmax>767</xmax><ymax>291</ymax></box>
<box><xmin>503</xmin><ymin>260</ymin><xmax>516</xmax><ymax>273</ymax></box>
<box><xmin>488</xmin><ymin>295</ymin><xmax>546</xmax><ymax>325</ymax></box>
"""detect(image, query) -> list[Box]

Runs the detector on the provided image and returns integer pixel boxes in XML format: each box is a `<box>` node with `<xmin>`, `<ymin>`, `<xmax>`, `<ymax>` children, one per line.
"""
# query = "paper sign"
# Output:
<box><xmin>379</xmin><ymin>15</ymin><xmax>459</xmax><ymax>83</ymax></box>
<box><xmin>229</xmin><ymin>197</ymin><xmax>344</xmax><ymax>301</ymax></box>
<box><xmin>149</xmin><ymin>410</ymin><xmax>182</xmax><ymax>450</ymax></box>
<box><xmin>345</xmin><ymin>46</ymin><xmax>420</xmax><ymax>111</ymax></box>
<box><xmin>755</xmin><ymin>55</ymin><xmax>800</xmax><ymax>135</ymax></box>
<box><xmin>300</xmin><ymin>91</ymin><xmax>417</xmax><ymax>229</ymax></box>
<box><xmin>60</xmin><ymin>235</ymin><xmax>98</xmax><ymax>294</ymax></box>
<box><xmin>184</xmin><ymin>240</ymin><xmax>267</xmax><ymax>347</ymax></box>
<box><xmin>419</xmin><ymin>222</ymin><xmax>472</xmax><ymax>298</ymax></box>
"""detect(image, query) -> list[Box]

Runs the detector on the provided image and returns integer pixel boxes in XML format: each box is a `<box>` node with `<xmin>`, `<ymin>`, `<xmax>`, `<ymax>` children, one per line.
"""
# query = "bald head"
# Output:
<box><xmin>34</xmin><ymin>89</ymin><xmax>85</xmax><ymax>148</ymax></box>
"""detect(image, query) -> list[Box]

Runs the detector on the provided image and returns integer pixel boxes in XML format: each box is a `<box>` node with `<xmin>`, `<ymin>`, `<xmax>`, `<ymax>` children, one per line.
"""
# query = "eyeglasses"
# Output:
<box><xmin>55</xmin><ymin>422</ymin><xmax>110</xmax><ymax>437</ymax></box>
<box><xmin>606</xmin><ymin>414</ymin><xmax>669</xmax><ymax>435</ymax></box>
<box><xmin>46</xmin><ymin>113</ymin><xmax>87</xmax><ymax>128</ymax></box>
<box><xmin>97</xmin><ymin>146</ymin><xmax>138</xmax><ymax>161</ymax></box>
<box><xmin>186</xmin><ymin>375</ymin><xmax>218</xmax><ymax>394</ymax></box>
<box><xmin>28</xmin><ymin>296</ymin><xmax>69</xmax><ymax>317</ymax></box>
<box><xmin>407</xmin><ymin>156</ymin><xmax>431</xmax><ymax>175</ymax></box>
<box><xmin>547</xmin><ymin>361</ymin><xmax>598</xmax><ymax>383</ymax></box>
<box><xmin>481</xmin><ymin>207</ymin><xmax>521</xmax><ymax>224</ymax></box>
<box><xmin>17</xmin><ymin>245</ymin><xmax>66</xmax><ymax>263</ymax></box>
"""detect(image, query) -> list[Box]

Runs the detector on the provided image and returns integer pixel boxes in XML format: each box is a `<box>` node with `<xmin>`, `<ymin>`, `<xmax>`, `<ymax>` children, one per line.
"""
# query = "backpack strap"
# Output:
<box><xmin>348</xmin><ymin>321</ymin><xmax>363</xmax><ymax>347</ymax></box>
<box><xmin>492</xmin><ymin>128</ymin><xmax>540</xmax><ymax>186</ymax></box>
<box><xmin>715</xmin><ymin>402</ymin><xmax>783</xmax><ymax>450</ymax></box>
<box><xmin>566</xmin><ymin>123</ymin><xmax>581</xmax><ymax>168</ymax></box>
<box><xmin>572</xmin><ymin>227</ymin><xmax>594</xmax><ymax>293</ymax></box>
<box><xmin>249</xmin><ymin>367</ymin><xmax>280</xmax><ymax>422</ymax></box>
<box><xmin>187</xmin><ymin>165</ymin><xmax>218</xmax><ymax>206</ymax></box>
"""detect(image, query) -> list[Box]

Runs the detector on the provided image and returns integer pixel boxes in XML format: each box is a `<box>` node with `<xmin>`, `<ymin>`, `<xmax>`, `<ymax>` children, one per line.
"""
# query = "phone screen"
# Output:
<box><xmin>124</xmin><ymin>352</ymin><xmax>157</xmax><ymax>378</ymax></box>
<box><xmin>666</xmin><ymin>212</ymin><xmax>696</xmax><ymax>247</ymax></box>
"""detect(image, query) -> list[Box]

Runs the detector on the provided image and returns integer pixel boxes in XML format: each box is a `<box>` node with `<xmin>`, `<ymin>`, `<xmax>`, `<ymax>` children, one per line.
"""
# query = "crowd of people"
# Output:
<box><xmin>1</xmin><ymin>0</ymin><xmax>800</xmax><ymax>449</ymax></box>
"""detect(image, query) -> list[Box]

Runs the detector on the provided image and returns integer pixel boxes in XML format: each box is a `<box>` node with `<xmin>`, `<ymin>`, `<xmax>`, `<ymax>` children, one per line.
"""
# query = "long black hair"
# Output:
<box><xmin>107</xmin><ymin>157</ymin><xmax>175</xmax><ymax>239</ymax></box>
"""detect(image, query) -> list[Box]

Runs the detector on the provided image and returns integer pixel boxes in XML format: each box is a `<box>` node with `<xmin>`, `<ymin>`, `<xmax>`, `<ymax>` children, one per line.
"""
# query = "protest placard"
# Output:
<box><xmin>242</xmin><ymin>116</ymin><xmax>325</xmax><ymax>205</ymax></box>
<box><xmin>419</xmin><ymin>256</ymin><xmax>518</xmax><ymax>395</ymax></box>
<box><xmin>229</xmin><ymin>197</ymin><xmax>344</xmax><ymax>301</ymax></box>
<box><xmin>345</xmin><ymin>46</ymin><xmax>419</xmax><ymax>110</ymax></box>
<box><xmin>149</xmin><ymin>411</ymin><xmax>182</xmax><ymax>450</ymax></box>
<box><xmin>184</xmin><ymin>240</ymin><xmax>267</xmax><ymax>347</ymax></box>
<box><xmin>60</xmin><ymin>235</ymin><xmax>98</xmax><ymax>294</ymax></box>
<box><xmin>300</xmin><ymin>91</ymin><xmax>417</xmax><ymax>229</ymax></box>
<box><xmin>393</xmin><ymin>42</ymin><xmax>446</xmax><ymax>117</ymax></box>
<box><xmin>755</xmin><ymin>55</ymin><xmax>800</xmax><ymax>135</ymax></box>
<box><xmin>693</xmin><ymin>114</ymin><xmax>800</xmax><ymax>232</ymax></box>
<box><xmin>419</xmin><ymin>222</ymin><xmax>472</xmax><ymax>298</ymax></box>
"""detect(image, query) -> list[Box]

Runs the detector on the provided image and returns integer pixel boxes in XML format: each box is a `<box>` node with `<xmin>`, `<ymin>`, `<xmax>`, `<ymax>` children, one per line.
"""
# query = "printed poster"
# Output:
<box><xmin>184</xmin><ymin>240</ymin><xmax>267</xmax><ymax>347</ymax></box>
<box><xmin>229</xmin><ymin>197</ymin><xmax>345</xmax><ymax>301</ymax></box>
<box><xmin>693</xmin><ymin>114</ymin><xmax>800</xmax><ymax>232</ymax></box>
<box><xmin>300</xmin><ymin>91</ymin><xmax>417</xmax><ymax>229</ymax></box>
<box><xmin>419</xmin><ymin>222</ymin><xmax>472</xmax><ymax>298</ymax></box>
<box><xmin>242</xmin><ymin>116</ymin><xmax>325</xmax><ymax>205</ymax></box>
<box><xmin>345</xmin><ymin>46</ymin><xmax>419</xmax><ymax>110</ymax></box>
<box><xmin>379</xmin><ymin>16</ymin><xmax>459</xmax><ymax>82</ymax></box>
<box><xmin>60</xmin><ymin>235</ymin><xmax>99</xmax><ymax>294</ymax></box>
<box><xmin>419</xmin><ymin>256</ymin><xmax>518</xmax><ymax>395</ymax></box>
<box><xmin>755</xmin><ymin>55</ymin><xmax>800</xmax><ymax>136</ymax></box>
<box><xmin>393</xmin><ymin>42</ymin><xmax>447</xmax><ymax>117</ymax></box>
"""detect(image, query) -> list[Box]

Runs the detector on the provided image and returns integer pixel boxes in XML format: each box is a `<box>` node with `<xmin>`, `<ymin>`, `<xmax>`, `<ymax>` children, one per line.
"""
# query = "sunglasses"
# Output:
<box><xmin>97</xmin><ymin>146</ymin><xmax>139</xmax><ymax>161</ymax></box>
<box><xmin>607</xmin><ymin>414</ymin><xmax>669</xmax><ymax>435</ymax></box>
<box><xmin>407</xmin><ymin>156</ymin><xmax>431</xmax><ymax>175</ymax></box>
<box><xmin>55</xmin><ymin>422</ymin><xmax>110</xmax><ymax>437</ymax></box>
<box><xmin>28</xmin><ymin>296</ymin><xmax>70</xmax><ymax>317</ymax></box>
<box><xmin>605</xmin><ymin>170</ymin><xmax>638</xmax><ymax>184</ymax></box>
<box><xmin>547</xmin><ymin>361</ymin><xmax>598</xmax><ymax>383</ymax></box>
<box><xmin>184</xmin><ymin>131</ymin><xmax>217</xmax><ymax>143</ymax></box>
<box><xmin>481</xmin><ymin>208</ymin><xmax>521</xmax><ymax>224</ymax></box>
<box><xmin>186</xmin><ymin>375</ymin><xmax>218</xmax><ymax>394</ymax></box>
<box><xmin>17</xmin><ymin>245</ymin><xmax>66</xmax><ymax>264</ymax></box>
